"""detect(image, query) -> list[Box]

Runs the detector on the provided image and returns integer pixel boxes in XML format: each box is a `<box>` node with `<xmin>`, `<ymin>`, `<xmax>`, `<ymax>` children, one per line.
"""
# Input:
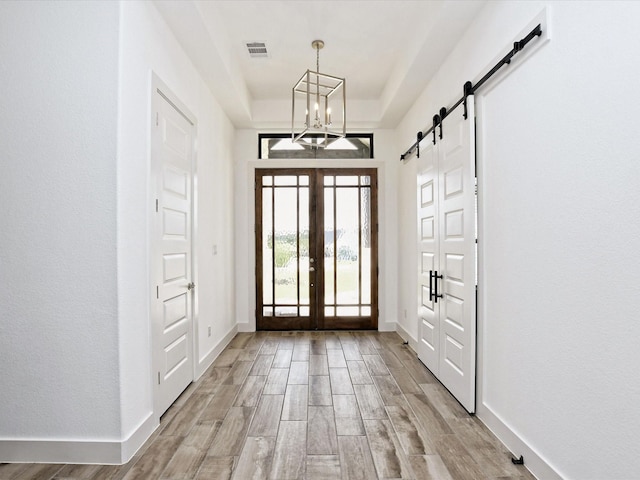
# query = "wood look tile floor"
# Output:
<box><xmin>0</xmin><ymin>331</ymin><xmax>535</xmax><ymax>480</ymax></box>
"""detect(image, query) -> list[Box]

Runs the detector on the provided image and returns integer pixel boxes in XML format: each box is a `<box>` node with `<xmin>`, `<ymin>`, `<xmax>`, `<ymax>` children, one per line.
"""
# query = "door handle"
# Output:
<box><xmin>433</xmin><ymin>271</ymin><xmax>443</xmax><ymax>303</ymax></box>
<box><xmin>187</xmin><ymin>282</ymin><xmax>195</xmax><ymax>291</ymax></box>
<box><xmin>429</xmin><ymin>270</ymin><xmax>434</xmax><ymax>302</ymax></box>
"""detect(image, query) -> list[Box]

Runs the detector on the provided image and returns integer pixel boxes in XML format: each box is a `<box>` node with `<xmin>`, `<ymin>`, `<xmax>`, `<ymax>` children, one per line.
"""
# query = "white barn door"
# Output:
<box><xmin>417</xmin><ymin>139</ymin><xmax>440</xmax><ymax>374</ymax></box>
<box><xmin>151</xmin><ymin>85</ymin><xmax>196</xmax><ymax>417</ymax></box>
<box><xmin>417</xmin><ymin>97</ymin><xmax>477</xmax><ymax>413</ymax></box>
<box><xmin>438</xmin><ymin>97</ymin><xmax>477</xmax><ymax>413</ymax></box>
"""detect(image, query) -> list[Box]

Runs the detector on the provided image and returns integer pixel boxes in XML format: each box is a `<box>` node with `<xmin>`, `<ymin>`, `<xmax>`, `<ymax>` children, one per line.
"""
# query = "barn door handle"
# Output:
<box><xmin>433</xmin><ymin>271</ymin><xmax>443</xmax><ymax>303</ymax></box>
<box><xmin>429</xmin><ymin>270</ymin><xmax>434</xmax><ymax>302</ymax></box>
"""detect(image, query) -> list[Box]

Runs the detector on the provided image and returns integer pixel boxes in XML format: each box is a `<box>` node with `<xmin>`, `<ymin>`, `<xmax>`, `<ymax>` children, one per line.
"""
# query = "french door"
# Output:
<box><xmin>256</xmin><ymin>168</ymin><xmax>378</xmax><ymax>330</ymax></box>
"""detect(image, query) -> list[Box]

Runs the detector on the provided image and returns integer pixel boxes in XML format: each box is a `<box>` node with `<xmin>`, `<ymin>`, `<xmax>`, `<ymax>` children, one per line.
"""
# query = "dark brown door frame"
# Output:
<box><xmin>255</xmin><ymin>168</ymin><xmax>378</xmax><ymax>330</ymax></box>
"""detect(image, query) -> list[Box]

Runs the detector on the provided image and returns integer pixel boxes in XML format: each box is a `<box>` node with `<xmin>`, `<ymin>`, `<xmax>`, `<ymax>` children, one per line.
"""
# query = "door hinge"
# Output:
<box><xmin>155</xmin><ymin>112</ymin><xmax>159</xmax><ymax>126</ymax></box>
<box><xmin>157</xmin><ymin>372</ymin><xmax>161</xmax><ymax>385</ymax></box>
<box><xmin>155</xmin><ymin>199</ymin><xmax>159</xmax><ymax>212</ymax></box>
<box><xmin>156</xmin><ymin>285</ymin><xmax>159</xmax><ymax>299</ymax></box>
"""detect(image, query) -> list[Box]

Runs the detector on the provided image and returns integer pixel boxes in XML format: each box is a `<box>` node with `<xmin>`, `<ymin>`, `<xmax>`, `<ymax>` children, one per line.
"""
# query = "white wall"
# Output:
<box><xmin>0</xmin><ymin>0</ymin><xmax>122</xmax><ymax>455</ymax></box>
<box><xmin>396</xmin><ymin>1</ymin><xmax>640</xmax><ymax>479</ymax></box>
<box><xmin>0</xmin><ymin>0</ymin><xmax>121</xmax><ymax>439</ymax></box>
<box><xmin>234</xmin><ymin>130</ymin><xmax>399</xmax><ymax>332</ymax></box>
<box><xmin>117</xmin><ymin>0</ymin><xmax>237</xmax><ymax>454</ymax></box>
<box><xmin>0</xmin><ymin>0</ymin><xmax>236</xmax><ymax>463</ymax></box>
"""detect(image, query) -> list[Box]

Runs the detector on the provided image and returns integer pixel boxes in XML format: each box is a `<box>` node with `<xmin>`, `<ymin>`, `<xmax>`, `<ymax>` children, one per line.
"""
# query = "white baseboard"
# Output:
<box><xmin>377</xmin><ymin>321</ymin><xmax>396</xmax><ymax>332</ymax></box>
<box><xmin>395</xmin><ymin>322</ymin><xmax>419</xmax><ymax>352</ymax></box>
<box><xmin>0</xmin><ymin>413</ymin><xmax>156</xmax><ymax>465</ymax></box>
<box><xmin>236</xmin><ymin>322</ymin><xmax>255</xmax><ymax>333</ymax></box>
<box><xmin>120</xmin><ymin>413</ymin><xmax>157</xmax><ymax>464</ymax></box>
<box><xmin>195</xmin><ymin>324</ymin><xmax>239</xmax><ymax>379</ymax></box>
<box><xmin>377</xmin><ymin>320</ymin><xmax>559</xmax><ymax>480</ymax></box>
<box><xmin>0</xmin><ymin>324</ymin><xmax>243</xmax><ymax>465</ymax></box>
<box><xmin>476</xmin><ymin>400</ymin><xmax>563</xmax><ymax>479</ymax></box>
<box><xmin>0</xmin><ymin>439</ymin><xmax>121</xmax><ymax>464</ymax></box>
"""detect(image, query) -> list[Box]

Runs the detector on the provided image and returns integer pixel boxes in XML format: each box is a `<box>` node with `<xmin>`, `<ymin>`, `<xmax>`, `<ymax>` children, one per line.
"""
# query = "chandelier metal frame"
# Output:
<box><xmin>292</xmin><ymin>40</ymin><xmax>346</xmax><ymax>148</ymax></box>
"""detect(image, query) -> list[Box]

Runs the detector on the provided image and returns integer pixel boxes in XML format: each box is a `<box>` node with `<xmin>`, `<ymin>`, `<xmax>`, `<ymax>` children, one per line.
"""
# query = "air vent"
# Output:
<box><xmin>246</xmin><ymin>42</ymin><xmax>269</xmax><ymax>58</ymax></box>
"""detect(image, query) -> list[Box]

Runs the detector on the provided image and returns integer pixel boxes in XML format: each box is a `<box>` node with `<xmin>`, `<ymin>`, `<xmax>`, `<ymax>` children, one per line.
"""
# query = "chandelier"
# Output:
<box><xmin>292</xmin><ymin>40</ymin><xmax>346</xmax><ymax>148</ymax></box>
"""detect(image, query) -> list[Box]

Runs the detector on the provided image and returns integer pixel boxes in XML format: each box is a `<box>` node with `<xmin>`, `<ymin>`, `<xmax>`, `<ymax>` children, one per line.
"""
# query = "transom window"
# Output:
<box><xmin>258</xmin><ymin>133</ymin><xmax>373</xmax><ymax>159</ymax></box>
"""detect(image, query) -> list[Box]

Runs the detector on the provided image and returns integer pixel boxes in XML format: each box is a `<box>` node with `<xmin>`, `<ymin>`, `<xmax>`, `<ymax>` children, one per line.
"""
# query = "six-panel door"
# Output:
<box><xmin>151</xmin><ymin>88</ymin><xmax>195</xmax><ymax>417</ymax></box>
<box><xmin>416</xmin><ymin>97</ymin><xmax>477</xmax><ymax>413</ymax></box>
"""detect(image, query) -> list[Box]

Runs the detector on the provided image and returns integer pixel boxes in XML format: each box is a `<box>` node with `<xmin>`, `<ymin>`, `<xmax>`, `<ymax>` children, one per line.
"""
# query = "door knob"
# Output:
<box><xmin>309</xmin><ymin>266</ymin><xmax>315</xmax><ymax>272</ymax></box>
<box><xmin>187</xmin><ymin>282</ymin><xmax>195</xmax><ymax>291</ymax></box>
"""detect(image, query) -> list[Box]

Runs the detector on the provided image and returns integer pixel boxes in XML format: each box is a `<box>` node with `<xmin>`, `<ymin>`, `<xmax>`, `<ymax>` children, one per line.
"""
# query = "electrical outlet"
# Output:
<box><xmin>208</xmin><ymin>326</ymin><xmax>212</xmax><ymax>337</ymax></box>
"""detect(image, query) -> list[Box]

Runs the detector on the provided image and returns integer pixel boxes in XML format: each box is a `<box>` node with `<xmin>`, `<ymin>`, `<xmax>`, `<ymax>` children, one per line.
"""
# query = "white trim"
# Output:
<box><xmin>120</xmin><ymin>412</ymin><xmax>157</xmax><ymax>464</ymax></box>
<box><xmin>0</xmin><ymin>414</ymin><xmax>157</xmax><ymax>465</ymax></box>
<box><xmin>0</xmin><ymin>439</ymin><xmax>121</xmax><ymax>465</ymax></box>
<box><xmin>195</xmin><ymin>324</ymin><xmax>238</xmax><ymax>379</ymax></box>
<box><xmin>395</xmin><ymin>322</ymin><xmax>418</xmax><ymax>353</ymax></box>
<box><xmin>476</xmin><ymin>404</ymin><xmax>563</xmax><ymax>480</ymax></box>
<box><xmin>377</xmin><ymin>321</ymin><xmax>396</xmax><ymax>332</ymax></box>
<box><xmin>236</xmin><ymin>322</ymin><xmax>255</xmax><ymax>333</ymax></box>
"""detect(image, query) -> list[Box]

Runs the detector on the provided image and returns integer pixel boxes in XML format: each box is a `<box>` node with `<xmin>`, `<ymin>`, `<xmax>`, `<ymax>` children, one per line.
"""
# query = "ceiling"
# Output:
<box><xmin>153</xmin><ymin>0</ymin><xmax>486</xmax><ymax>129</ymax></box>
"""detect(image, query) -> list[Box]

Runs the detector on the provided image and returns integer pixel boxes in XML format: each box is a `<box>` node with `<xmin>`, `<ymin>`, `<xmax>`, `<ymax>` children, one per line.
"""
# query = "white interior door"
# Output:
<box><xmin>151</xmin><ymin>87</ymin><xmax>195</xmax><ymax>417</ymax></box>
<box><xmin>417</xmin><ymin>139</ymin><xmax>440</xmax><ymax>373</ymax></box>
<box><xmin>416</xmin><ymin>97</ymin><xmax>477</xmax><ymax>413</ymax></box>
<box><xmin>437</xmin><ymin>97</ymin><xmax>477</xmax><ymax>413</ymax></box>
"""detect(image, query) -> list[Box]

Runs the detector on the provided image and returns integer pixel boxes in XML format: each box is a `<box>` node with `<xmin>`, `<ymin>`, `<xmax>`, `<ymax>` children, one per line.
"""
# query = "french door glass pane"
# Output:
<box><xmin>335</xmin><ymin>187</ymin><xmax>359</xmax><ymax>305</ymax></box>
<box><xmin>337</xmin><ymin>306</ymin><xmax>360</xmax><ymax>316</ymax></box>
<box><xmin>323</xmin><ymin>174</ymin><xmax>372</xmax><ymax>318</ymax></box>
<box><xmin>361</xmin><ymin>186</ymin><xmax>371</xmax><ymax>304</ymax></box>
<box><xmin>274</xmin><ymin>187</ymin><xmax>297</xmax><ymax>306</ymax></box>
<box><xmin>324</xmin><ymin>187</ymin><xmax>335</xmax><ymax>305</ymax></box>
<box><xmin>262</xmin><ymin>188</ymin><xmax>273</xmax><ymax>305</ymax></box>
<box><xmin>274</xmin><ymin>175</ymin><xmax>298</xmax><ymax>186</ymax></box>
<box><xmin>336</xmin><ymin>175</ymin><xmax>358</xmax><ymax>186</ymax></box>
<box><xmin>299</xmin><ymin>185</ymin><xmax>310</xmax><ymax>307</ymax></box>
<box><xmin>262</xmin><ymin>175</ymin><xmax>310</xmax><ymax>317</ymax></box>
